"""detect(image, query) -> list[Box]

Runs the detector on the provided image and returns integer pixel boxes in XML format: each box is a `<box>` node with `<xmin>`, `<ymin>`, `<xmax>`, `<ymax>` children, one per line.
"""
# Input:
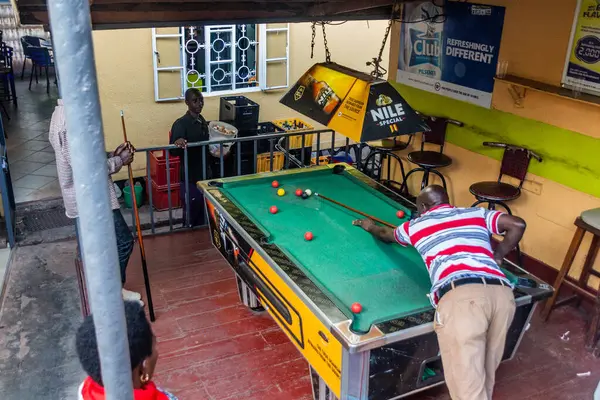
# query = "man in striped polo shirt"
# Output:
<box><xmin>354</xmin><ymin>185</ymin><xmax>526</xmax><ymax>400</ymax></box>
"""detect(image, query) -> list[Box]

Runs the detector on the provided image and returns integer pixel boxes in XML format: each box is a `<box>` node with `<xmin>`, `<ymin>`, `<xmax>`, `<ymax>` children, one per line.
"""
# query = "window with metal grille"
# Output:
<box><xmin>152</xmin><ymin>24</ymin><xmax>289</xmax><ymax>102</ymax></box>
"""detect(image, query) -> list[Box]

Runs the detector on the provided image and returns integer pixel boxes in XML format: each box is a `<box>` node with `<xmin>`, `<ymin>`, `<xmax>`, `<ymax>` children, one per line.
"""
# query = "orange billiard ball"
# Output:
<box><xmin>351</xmin><ymin>302</ymin><xmax>362</xmax><ymax>313</ymax></box>
<box><xmin>396</xmin><ymin>210</ymin><xmax>405</xmax><ymax>218</ymax></box>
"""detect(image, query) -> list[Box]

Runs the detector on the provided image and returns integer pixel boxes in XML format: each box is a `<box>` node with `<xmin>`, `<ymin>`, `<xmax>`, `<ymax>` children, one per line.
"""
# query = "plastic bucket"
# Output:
<box><xmin>123</xmin><ymin>184</ymin><xmax>143</xmax><ymax>208</ymax></box>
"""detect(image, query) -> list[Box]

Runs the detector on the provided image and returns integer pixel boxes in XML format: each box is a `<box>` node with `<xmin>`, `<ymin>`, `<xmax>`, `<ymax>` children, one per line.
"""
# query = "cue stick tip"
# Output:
<box><xmin>120</xmin><ymin>110</ymin><xmax>124</xmax><ymax>116</ymax></box>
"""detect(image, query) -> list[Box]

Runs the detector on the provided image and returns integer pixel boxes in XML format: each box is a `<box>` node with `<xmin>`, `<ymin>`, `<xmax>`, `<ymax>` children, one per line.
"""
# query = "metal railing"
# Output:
<box><xmin>133</xmin><ymin>128</ymin><xmax>367</xmax><ymax>236</ymax></box>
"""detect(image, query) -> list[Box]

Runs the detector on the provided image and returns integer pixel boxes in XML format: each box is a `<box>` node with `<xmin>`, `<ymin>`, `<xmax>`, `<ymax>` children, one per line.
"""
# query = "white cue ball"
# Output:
<box><xmin>304</xmin><ymin>189</ymin><xmax>312</xmax><ymax>197</ymax></box>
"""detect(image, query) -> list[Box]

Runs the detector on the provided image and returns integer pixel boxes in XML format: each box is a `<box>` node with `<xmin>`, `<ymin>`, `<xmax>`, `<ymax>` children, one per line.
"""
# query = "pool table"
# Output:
<box><xmin>199</xmin><ymin>164</ymin><xmax>553</xmax><ymax>400</ymax></box>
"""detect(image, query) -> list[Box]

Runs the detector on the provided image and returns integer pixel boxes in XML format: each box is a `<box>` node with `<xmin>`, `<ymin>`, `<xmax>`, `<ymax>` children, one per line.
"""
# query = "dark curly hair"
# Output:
<box><xmin>75</xmin><ymin>301</ymin><xmax>154</xmax><ymax>386</ymax></box>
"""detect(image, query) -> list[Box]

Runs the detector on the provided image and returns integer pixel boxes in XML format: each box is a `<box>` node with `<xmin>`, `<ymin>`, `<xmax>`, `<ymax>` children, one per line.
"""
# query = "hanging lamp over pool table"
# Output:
<box><xmin>280</xmin><ymin>62</ymin><xmax>431</xmax><ymax>142</ymax></box>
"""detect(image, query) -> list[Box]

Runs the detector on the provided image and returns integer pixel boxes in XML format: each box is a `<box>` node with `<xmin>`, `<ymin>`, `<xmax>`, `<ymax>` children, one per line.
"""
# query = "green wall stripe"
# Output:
<box><xmin>392</xmin><ymin>83</ymin><xmax>600</xmax><ymax>198</ymax></box>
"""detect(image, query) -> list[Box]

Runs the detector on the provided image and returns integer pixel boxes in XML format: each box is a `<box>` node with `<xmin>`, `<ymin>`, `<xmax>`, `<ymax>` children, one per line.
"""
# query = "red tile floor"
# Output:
<box><xmin>126</xmin><ymin>229</ymin><xmax>600</xmax><ymax>400</ymax></box>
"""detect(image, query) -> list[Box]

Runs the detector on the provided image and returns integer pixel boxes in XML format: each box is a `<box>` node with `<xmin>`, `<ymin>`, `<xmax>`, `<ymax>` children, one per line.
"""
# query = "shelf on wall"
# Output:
<box><xmin>494</xmin><ymin>74</ymin><xmax>600</xmax><ymax>108</ymax></box>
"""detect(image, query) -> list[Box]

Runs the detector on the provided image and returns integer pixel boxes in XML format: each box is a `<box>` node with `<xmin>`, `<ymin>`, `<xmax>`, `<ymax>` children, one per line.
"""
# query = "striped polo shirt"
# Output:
<box><xmin>394</xmin><ymin>204</ymin><xmax>513</xmax><ymax>306</ymax></box>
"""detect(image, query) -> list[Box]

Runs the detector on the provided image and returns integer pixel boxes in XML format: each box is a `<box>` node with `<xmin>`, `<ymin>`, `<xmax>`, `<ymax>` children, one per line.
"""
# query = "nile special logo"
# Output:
<box><xmin>409</xmin><ymin>28</ymin><xmax>441</xmax><ymax>69</ymax></box>
<box><xmin>375</xmin><ymin>94</ymin><xmax>393</xmax><ymax>107</ymax></box>
<box><xmin>369</xmin><ymin>103</ymin><xmax>406</xmax><ymax>127</ymax></box>
<box><xmin>294</xmin><ymin>85</ymin><xmax>305</xmax><ymax>101</ymax></box>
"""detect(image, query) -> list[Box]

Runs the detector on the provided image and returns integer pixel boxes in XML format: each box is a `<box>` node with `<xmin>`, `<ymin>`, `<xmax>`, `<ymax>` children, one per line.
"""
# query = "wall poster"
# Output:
<box><xmin>396</xmin><ymin>1</ymin><xmax>505</xmax><ymax>108</ymax></box>
<box><xmin>562</xmin><ymin>0</ymin><xmax>600</xmax><ymax>96</ymax></box>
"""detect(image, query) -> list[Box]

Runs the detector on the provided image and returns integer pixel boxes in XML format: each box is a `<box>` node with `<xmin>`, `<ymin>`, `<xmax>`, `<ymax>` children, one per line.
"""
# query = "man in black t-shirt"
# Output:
<box><xmin>170</xmin><ymin>88</ymin><xmax>210</xmax><ymax>227</ymax></box>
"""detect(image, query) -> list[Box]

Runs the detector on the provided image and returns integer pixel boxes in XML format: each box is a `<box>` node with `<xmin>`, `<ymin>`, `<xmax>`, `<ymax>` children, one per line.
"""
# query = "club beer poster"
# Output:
<box><xmin>561</xmin><ymin>0</ymin><xmax>600</xmax><ymax>95</ymax></box>
<box><xmin>396</xmin><ymin>2</ymin><xmax>505</xmax><ymax>108</ymax></box>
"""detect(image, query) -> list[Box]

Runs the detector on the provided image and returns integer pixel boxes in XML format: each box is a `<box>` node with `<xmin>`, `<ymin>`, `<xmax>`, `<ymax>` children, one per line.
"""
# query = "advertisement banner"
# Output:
<box><xmin>280</xmin><ymin>62</ymin><xmax>430</xmax><ymax>142</ymax></box>
<box><xmin>561</xmin><ymin>0</ymin><xmax>600</xmax><ymax>94</ymax></box>
<box><xmin>396</xmin><ymin>2</ymin><xmax>505</xmax><ymax>108</ymax></box>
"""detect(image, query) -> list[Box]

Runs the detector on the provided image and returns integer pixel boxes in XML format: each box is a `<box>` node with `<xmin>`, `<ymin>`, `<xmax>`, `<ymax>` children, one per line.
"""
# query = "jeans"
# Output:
<box><xmin>180</xmin><ymin>181</ymin><xmax>206</xmax><ymax>227</ymax></box>
<box><xmin>75</xmin><ymin>209</ymin><xmax>134</xmax><ymax>285</ymax></box>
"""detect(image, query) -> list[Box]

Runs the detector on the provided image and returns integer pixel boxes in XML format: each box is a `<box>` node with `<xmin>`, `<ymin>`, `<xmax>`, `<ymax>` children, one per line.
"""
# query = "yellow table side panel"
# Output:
<box><xmin>249</xmin><ymin>251</ymin><xmax>343</xmax><ymax>398</ymax></box>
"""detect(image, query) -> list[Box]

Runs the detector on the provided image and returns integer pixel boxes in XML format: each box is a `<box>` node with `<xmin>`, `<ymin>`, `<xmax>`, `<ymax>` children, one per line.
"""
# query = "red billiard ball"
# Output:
<box><xmin>304</xmin><ymin>232</ymin><xmax>314</xmax><ymax>241</ymax></box>
<box><xmin>272</xmin><ymin>180</ymin><xmax>279</xmax><ymax>188</ymax></box>
<box><xmin>396</xmin><ymin>210</ymin><xmax>405</xmax><ymax>218</ymax></box>
<box><xmin>351</xmin><ymin>302</ymin><xmax>362</xmax><ymax>313</ymax></box>
<box><xmin>269</xmin><ymin>206</ymin><xmax>278</xmax><ymax>214</ymax></box>
<box><xmin>295</xmin><ymin>188</ymin><xmax>303</xmax><ymax>197</ymax></box>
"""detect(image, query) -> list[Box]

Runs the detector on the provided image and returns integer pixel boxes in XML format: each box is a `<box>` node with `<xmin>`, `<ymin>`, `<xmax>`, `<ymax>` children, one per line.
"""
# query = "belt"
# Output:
<box><xmin>437</xmin><ymin>276</ymin><xmax>506</xmax><ymax>301</ymax></box>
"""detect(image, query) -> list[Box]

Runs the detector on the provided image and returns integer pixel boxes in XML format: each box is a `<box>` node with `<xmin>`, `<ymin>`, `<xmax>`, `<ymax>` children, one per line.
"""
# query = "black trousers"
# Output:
<box><xmin>75</xmin><ymin>209</ymin><xmax>134</xmax><ymax>284</ymax></box>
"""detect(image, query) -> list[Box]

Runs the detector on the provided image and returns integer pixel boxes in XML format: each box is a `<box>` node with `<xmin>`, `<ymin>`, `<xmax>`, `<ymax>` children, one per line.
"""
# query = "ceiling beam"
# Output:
<box><xmin>15</xmin><ymin>0</ymin><xmax>395</xmax><ymax>28</ymax></box>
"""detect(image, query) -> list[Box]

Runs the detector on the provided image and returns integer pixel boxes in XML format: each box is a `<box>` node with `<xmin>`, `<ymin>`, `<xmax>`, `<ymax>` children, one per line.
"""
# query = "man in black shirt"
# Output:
<box><xmin>170</xmin><ymin>88</ymin><xmax>210</xmax><ymax>227</ymax></box>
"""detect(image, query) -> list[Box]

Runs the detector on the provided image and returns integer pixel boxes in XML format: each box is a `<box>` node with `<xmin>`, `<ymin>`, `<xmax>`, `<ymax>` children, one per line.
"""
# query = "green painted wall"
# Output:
<box><xmin>392</xmin><ymin>83</ymin><xmax>600</xmax><ymax>198</ymax></box>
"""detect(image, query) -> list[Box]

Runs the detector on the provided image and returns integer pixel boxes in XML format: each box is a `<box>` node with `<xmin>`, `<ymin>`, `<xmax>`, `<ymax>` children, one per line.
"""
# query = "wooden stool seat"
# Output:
<box><xmin>582</xmin><ymin>208</ymin><xmax>600</xmax><ymax>230</ymax></box>
<box><xmin>541</xmin><ymin>214</ymin><xmax>600</xmax><ymax>355</ymax></box>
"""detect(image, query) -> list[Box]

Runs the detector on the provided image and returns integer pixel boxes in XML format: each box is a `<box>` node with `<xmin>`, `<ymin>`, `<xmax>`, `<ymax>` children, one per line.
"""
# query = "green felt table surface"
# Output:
<box><xmin>219</xmin><ymin>168</ymin><xmax>433</xmax><ymax>332</ymax></box>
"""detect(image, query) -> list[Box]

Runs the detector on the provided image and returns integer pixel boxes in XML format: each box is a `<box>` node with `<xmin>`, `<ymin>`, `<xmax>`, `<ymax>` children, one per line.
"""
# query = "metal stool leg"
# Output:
<box><xmin>399</xmin><ymin>167</ymin><xmax>425</xmax><ymax>195</ymax></box>
<box><xmin>421</xmin><ymin>169</ymin><xmax>430</xmax><ymax>190</ymax></box>
<box><xmin>362</xmin><ymin>151</ymin><xmax>383</xmax><ymax>181</ymax></box>
<box><xmin>471</xmin><ymin>199</ymin><xmax>488</xmax><ymax>208</ymax></box>
<box><xmin>384</xmin><ymin>152</ymin><xmax>407</xmax><ymax>187</ymax></box>
<box><xmin>496</xmin><ymin>201</ymin><xmax>512</xmax><ymax>214</ymax></box>
<box><xmin>430</xmin><ymin>169</ymin><xmax>448</xmax><ymax>191</ymax></box>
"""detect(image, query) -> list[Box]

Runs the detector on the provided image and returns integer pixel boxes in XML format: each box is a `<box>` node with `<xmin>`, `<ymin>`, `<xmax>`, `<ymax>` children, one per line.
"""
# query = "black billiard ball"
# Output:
<box><xmin>301</xmin><ymin>193</ymin><xmax>308</xmax><ymax>199</ymax></box>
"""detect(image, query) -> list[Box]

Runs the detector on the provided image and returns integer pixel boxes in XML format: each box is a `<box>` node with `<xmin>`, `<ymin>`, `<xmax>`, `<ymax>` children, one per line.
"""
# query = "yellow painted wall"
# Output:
<box><xmin>388</xmin><ymin>0</ymin><xmax>600</xmax><ymax>283</ymax></box>
<box><xmin>92</xmin><ymin>21</ymin><xmax>390</xmax><ymax>180</ymax></box>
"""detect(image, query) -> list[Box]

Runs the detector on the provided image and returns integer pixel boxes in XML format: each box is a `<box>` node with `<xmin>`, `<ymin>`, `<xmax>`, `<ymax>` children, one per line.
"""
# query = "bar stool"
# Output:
<box><xmin>541</xmin><ymin>209</ymin><xmax>600</xmax><ymax>354</ymax></box>
<box><xmin>399</xmin><ymin>116</ymin><xmax>462</xmax><ymax>194</ymax></box>
<box><xmin>469</xmin><ymin>142</ymin><xmax>542</xmax><ymax>266</ymax></box>
<box><xmin>470</xmin><ymin>143</ymin><xmax>542</xmax><ymax>214</ymax></box>
<box><xmin>360</xmin><ymin>135</ymin><xmax>413</xmax><ymax>193</ymax></box>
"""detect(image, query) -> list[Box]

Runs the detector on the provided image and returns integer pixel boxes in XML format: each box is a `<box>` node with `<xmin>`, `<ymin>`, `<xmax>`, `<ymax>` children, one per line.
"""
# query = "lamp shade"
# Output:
<box><xmin>280</xmin><ymin>62</ymin><xmax>430</xmax><ymax>142</ymax></box>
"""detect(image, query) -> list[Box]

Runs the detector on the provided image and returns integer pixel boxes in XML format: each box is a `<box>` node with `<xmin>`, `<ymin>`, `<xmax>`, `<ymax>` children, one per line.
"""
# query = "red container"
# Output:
<box><xmin>147</xmin><ymin>179</ymin><xmax>181</xmax><ymax>211</ymax></box>
<box><xmin>149</xmin><ymin>149</ymin><xmax>180</xmax><ymax>187</ymax></box>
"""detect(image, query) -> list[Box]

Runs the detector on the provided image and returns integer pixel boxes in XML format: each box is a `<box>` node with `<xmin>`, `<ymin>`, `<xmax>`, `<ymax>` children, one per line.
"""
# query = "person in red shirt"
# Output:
<box><xmin>76</xmin><ymin>301</ymin><xmax>177</xmax><ymax>400</ymax></box>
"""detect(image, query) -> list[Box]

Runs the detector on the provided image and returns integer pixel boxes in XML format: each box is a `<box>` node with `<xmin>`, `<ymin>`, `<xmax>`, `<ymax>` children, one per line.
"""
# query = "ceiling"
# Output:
<box><xmin>15</xmin><ymin>0</ymin><xmax>398</xmax><ymax>30</ymax></box>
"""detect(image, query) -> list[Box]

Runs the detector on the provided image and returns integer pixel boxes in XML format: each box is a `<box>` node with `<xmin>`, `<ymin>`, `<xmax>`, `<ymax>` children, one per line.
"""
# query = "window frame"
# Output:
<box><xmin>152</xmin><ymin>23</ymin><xmax>289</xmax><ymax>102</ymax></box>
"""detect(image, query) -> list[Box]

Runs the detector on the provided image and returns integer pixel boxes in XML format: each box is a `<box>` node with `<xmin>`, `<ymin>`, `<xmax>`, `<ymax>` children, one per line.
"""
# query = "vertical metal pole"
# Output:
<box><xmin>183</xmin><ymin>147</ymin><xmax>190</xmax><ymax>227</ymax></box>
<box><xmin>269</xmin><ymin>139</ymin><xmax>274</xmax><ymax>172</ymax></box>
<box><xmin>202</xmin><ymin>146</ymin><xmax>207</xmax><ymax>180</ymax></box>
<box><xmin>301</xmin><ymin>134</ymin><xmax>306</xmax><ymax>165</ymax></box>
<box><xmin>166</xmin><ymin>150</ymin><xmax>172</xmax><ymax>231</ymax></box>
<box><xmin>236</xmin><ymin>142</ymin><xmax>241</xmax><ymax>176</ymax></box>
<box><xmin>316</xmin><ymin>132</ymin><xmax>321</xmax><ymax>165</ymax></box>
<box><xmin>285</xmin><ymin>136</ymin><xmax>290</xmax><ymax>169</ymax></box>
<box><xmin>146</xmin><ymin>152</ymin><xmax>155</xmax><ymax>234</ymax></box>
<box><xmin>47</xmin><ymin>0</ymin><xmax>134</xmax><ymax>399</ymax></box>
<box><xmin>219</xmin><ymin>144</ymin><xmax>224</xmax><ymax>177</ymax></box>
<box><xmin>253</xmin><ymin>140</ymin><xmax>257</xmax><ymax>173</ymax></box>
<box><xmin>331</xmin><ymin>131</ymin><xmax>335</xmax><ymax>155</ymax></box>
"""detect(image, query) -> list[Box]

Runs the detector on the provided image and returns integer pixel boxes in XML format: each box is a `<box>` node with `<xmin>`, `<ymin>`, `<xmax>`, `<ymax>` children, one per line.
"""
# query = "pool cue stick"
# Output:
<box><xmin>315</xmin><ymin>193</ymin><xmax>396</xmax><ymax>229</ymax></box>
<box><xmin>120</xmin><ymin>110</ymin><xmax>155</xmax><ymax>322</ymax></box>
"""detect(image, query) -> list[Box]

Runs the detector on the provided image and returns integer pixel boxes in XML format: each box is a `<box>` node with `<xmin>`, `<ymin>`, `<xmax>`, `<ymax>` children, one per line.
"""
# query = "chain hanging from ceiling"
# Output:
<box><xmin>368</xmin><ymin>1</ymin><xmax>401</xmax><ymax>78</ymax></box>
<box><xmin>310</xmin><ymin>21</ymin><xmax>332</xmax><ymax>63</ymax></box>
